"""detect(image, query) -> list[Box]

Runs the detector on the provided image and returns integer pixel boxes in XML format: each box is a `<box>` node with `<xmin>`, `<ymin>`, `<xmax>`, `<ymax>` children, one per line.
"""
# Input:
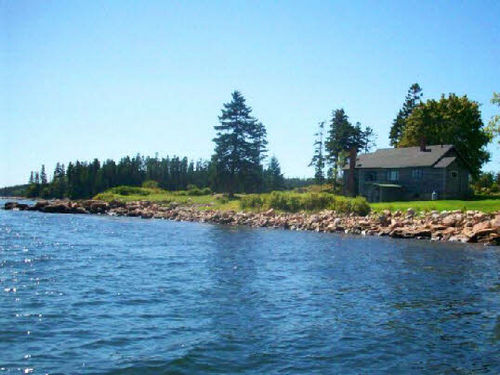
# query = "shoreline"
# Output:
<box><xmin>3</xmin><ymin>199</ymin><xmax>499</xmax><ymax>246</ymax></box>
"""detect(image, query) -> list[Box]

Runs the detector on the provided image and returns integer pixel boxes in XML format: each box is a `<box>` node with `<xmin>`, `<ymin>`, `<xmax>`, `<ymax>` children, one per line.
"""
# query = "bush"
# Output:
<box><xmin>109</xmin><ymin>186</ymin><xmax>151</xmax><ymax>196</ymax></box>
<box><xmin>240</xmin><ymin>191</ymin><xmax>370</xmax><ymax>215</ymax></box>
<box><xmin>142</xmin><ymin>180</ymin><xmax>159</xmax><ymax>189</ymax></box>
<box><xmin>186</xmin><ymin>186</ymin><xmax>212</xmax><ymax>196</ymax></box>
<box><xmin>240</xmin><ymin>194</ymin><xmax>264</xmax><ymax>209</ymax></box>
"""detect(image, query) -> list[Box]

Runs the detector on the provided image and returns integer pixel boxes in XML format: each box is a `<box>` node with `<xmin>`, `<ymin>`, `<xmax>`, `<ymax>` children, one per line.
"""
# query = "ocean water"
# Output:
<box><xmin>1</xmin><ymin>200</ymin><xmax>499</xmax><ymax>374</ymax></box>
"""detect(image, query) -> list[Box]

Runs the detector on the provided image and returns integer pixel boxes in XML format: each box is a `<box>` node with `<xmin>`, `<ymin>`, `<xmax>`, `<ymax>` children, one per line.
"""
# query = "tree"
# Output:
<box><xmin>487</xmin><ymin>92</ymin><xmax>500</xmax><ymax>144</ymax></box>
<box><xmin>212</xmin><ymin>91</ymin><xmax>268</xmax><ymax>195</ymax></box>
<box><xmin>399</xmin><ymin>94</ymin><xmax>491</xmax><ymax>177</ymax></box>
<box><xmin>325</xmin><ymin>109</ymin><xmax>375</xmax><ymax>191</ymax></box>
<box><xmin>309</xmin><ymin>122</ymin><xmax>325</xmax><ymax>184</ymax></box>
<box><xmin>40</xmin><ymin>165</ymin><xmax>48</xmax><ymax>185</ymax></box>
<box><xmin>264</xmin><ymin>156</ymin><xmax>285</xmax><ymax>191</ymax></box>
<box><xmin>325</xmin><ymin>109</ymin><xmax>351</xmax><ymax>190</ymax></box>
<box><xmin>389</xmin><ymin>83</ymin><xmax>423</xmax><ymax>147</ymax></box>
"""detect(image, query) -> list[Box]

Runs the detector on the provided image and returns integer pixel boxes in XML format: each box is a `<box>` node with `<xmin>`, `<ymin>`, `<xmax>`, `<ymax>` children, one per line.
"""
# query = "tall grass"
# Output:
<box><xmin>240</xmin><ymin>191</ymin><xmax>370</xmax><ymax>216</ymax></box>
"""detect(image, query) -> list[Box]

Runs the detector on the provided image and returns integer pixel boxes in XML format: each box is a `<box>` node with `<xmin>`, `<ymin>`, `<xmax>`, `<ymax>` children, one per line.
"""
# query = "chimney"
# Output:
<box><xmin>347</xmin><ymin>148</ymin><xmax>357</xmax><ymax>197</ymax></box>
<box><xmin>420</xmin><ymin>136</ymin><xmax>427</xmax><ymax>152</ymax></box>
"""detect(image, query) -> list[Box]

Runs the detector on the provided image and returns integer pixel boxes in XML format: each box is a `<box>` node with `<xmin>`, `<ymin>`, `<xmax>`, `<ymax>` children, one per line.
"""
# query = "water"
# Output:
<box><xmin>1</xmin><ymin>200</ymin><xmax>499</xmax><ymax>374</ymax></box>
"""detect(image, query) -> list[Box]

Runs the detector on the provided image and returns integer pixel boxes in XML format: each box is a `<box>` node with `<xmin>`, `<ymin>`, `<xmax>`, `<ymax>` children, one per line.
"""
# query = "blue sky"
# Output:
<box><xmin>2</xmin><ymin>0</ymin><xmax>499</xmax><ymax>187</ymax></box>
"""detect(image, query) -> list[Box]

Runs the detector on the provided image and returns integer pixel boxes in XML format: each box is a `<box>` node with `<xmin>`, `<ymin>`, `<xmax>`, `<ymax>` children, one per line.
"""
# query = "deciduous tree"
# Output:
<box><xmin>399</xmin><ymin>93</ymin><xmax>491</xmax><ymax>177</ymax></box>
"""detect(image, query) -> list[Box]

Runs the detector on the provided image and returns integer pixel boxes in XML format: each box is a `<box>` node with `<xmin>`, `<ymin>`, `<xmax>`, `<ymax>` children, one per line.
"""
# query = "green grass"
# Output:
<box><xmin>371</xmin><ymin>199</ymin><xmax>500</xmax><ymax>213</ymax></box>
<box><xmin>94</xmin><ymin>186</ymin><xmax>500</xmax><ymax>214</ymax></box>
<box><xmin>95</xmin><ymin>187</ymin><xmax>370</xmax><ymax>215</ymax></box>
<box><xmin>94</xmin><ymin>186</ymin><xmax>240</xmax><ymax>211</ymax></box>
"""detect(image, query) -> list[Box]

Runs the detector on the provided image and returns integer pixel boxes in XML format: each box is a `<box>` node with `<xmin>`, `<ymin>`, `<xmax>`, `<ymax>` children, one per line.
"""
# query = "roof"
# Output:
<box><xmin>433</xmin><ymin>156</ymin><xmax>456</xmax><ymax>168</ymax></box>
<box><xmin>344</xmin><ymin>144</ymin><xmax>455</xmax><ymax>169</ymax></box>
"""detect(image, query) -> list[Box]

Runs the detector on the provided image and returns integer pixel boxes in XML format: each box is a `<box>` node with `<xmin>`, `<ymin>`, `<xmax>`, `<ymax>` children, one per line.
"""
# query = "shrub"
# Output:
<box><xmin>241</xmin><ymin>194</ymin><xmax>264</xmax><ymax>210</ymax></box>
<box><xmin>142</xmin><ymin>180</ymin><xmax>159</xmax><ymax>189</ymax></box>
<box><xmin>239</xmin><ymin>191</ymin><xmax>370</xmax><ymax>215</ymax></box>
<box><xmin>186</xmin><ymin>186</ymin><xmax>212</xmax><ymax>196</ymax></box>
<box><xmin>109</xmin><ymin>186</ymin><xmax>151</xmax><ymax>196</ymax></box>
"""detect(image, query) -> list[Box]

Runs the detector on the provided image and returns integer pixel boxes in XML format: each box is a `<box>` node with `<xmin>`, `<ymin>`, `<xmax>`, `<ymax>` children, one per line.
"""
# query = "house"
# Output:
<box><xmin>342</xmin><ymin>144</ymin><xmax>472</xmax><ymax>202</ymax></box>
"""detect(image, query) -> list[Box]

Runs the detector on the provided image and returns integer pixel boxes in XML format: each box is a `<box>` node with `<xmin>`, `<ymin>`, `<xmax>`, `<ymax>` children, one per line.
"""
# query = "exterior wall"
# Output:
<box><xmin>356</xmin><ymin>167</ymin><xmax>445</xmax><ymax>201</ymax></box>
<box><xmin>442</xmin><ymin>160</ymin><xmax>471</xmax><ymax>199</ymax></box>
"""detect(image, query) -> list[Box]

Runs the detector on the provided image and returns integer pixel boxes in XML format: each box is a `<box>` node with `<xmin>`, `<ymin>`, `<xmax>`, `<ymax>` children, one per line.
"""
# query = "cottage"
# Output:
<box><xmin>343</xmin><ymin>144</ymin><xmax>472</xmax><ymax>202</ymax></box>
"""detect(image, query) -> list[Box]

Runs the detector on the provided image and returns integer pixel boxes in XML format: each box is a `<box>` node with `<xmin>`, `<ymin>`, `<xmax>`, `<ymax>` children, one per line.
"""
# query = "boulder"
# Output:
<box><xmin>4</xmin><ymin>202</ymin><xmax>17</xmax><ymax>210</ymax></box>
<box><xmin>42</xmin><ymin>202</ymin><xmax>71</xmax><ymax>213</ymax></box>
<box><xmin>377</xmin><ymin>213</ymin><xmax>390</xmax><ymax>227</ymax></box>
<box><xmin>34</xmin><ymin>200</ymin><xmax>49</xmax><ymax>209</ymax></box>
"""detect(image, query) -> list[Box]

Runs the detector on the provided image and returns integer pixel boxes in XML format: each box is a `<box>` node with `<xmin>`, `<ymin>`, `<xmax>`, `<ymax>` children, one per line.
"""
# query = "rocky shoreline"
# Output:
<box><xmin>3</xmin><ymin>199</ymin><xmax>500</xmax><ymax>246</ymax></box>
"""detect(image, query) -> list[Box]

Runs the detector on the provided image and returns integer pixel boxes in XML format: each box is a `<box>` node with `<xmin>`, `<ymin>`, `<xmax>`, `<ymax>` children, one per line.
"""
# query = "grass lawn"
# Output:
<box><xmin>94</xmin><ymin>186</ymin><xmax>500</xmax><ymax>214</ymax></box>
<box><xmin>371</xmin><ymin>199</ymin><xmax>500</xmax><ymax>213</ymax></box>
<box><xmin>94</xmin><ymin>188</ymin><xmax>241</xmax><ymax>211</ymax></box>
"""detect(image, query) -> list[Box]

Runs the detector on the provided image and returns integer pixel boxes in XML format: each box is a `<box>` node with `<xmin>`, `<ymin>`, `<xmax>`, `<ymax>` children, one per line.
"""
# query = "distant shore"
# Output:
<box><xmin>3</xmin><ymin>199</ymin><xmax>499</xmax><ymax>246</ymax></box>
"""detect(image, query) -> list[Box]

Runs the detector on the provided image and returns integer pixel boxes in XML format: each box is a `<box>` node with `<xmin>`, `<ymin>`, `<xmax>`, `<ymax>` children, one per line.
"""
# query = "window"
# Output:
<box><xmin>387</xmin><ymin>170</ymin><xmax>399</xmax><ymax>181</ymax></box>
<box><xmin>450</xmin><ymin>170</ymin><xmax>458</xmax><ymax>178</ymax></box>
<box><xmin>412</xmin><ymin>169</ymin><xmax>423</xmax><ymax>179</ymax></box>
<box><xmin>365</xmin><ymin>171</ymin><xmax>376</xmax><ymax>181</ymax></box>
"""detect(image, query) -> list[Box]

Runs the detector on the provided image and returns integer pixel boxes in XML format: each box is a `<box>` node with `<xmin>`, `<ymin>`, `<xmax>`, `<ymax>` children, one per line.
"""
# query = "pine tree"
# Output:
<box><xmin>325</xmin><ymin>110</ymin><xmax>376</xmax><ymax>191</ymax></box>
<box><xmin>264</xmin><ymin>156</ymin><xmax>285</xmax><ymax>191</ymax></box>
<box><xmin>40</xmin><ymin>165</ymin><xmax>48</xmax><ymax>185</ymax></box>
<box><xmin>212</xmin><ymin>91</ymin><xmax>267</xmax><ymax>195</ymax></box>
<box><xmin>309</xmin><ymin>121</ymin><xmax>325</xmax><ymax>184</ymax></box>
<box><xmin>325</xmin><ymin>109</ymin><xmax>352</xmax><ymax>190</ymax></box>
<box><xmin>29</xmin><ymin>171</ymin><xmax>34</xmax><ymax>184</ymax></box>
<box><xmin>389</xmin><ymin>83</ymin><xmax>423</xmax><ymax>147</ymax></box>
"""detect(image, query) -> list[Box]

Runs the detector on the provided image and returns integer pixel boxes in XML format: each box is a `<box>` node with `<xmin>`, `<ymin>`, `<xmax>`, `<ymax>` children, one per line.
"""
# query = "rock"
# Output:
<box><xmin>42</xmin><ymin>202</ymin><xmax>71</xmax><ymax>213</ymax></box>
<box><xmin>89</xmin><ymin>201</ymin><xmax>109</xmax><ymax>214</ymax></box>
<box><xmin>377</xmin><ymin>213</ymin><xmax>390</xmax><ymax>227</ymax></box>
<box><xmin>4</xmin><ymin>201</ymin><xmax>29</xmax><ymax>210</ymax></box>
<box><xmin>472</xmin><ymin>221</ymin><xmax>491</xmax><ymax>233</ymax></box>
<box><xmin>493</xmin><ymin>214</ymin><xmax>500</xmax><ymax>231</ymax></box>
<box><xmin>406</xmin><ymin>208</ymin><xmax>415</xmax><ymax>217</ymax></box>
<box><xmin>4</xmin><ymin>202</ymin><xmax>17</xmax><ymax>210</ymax></box>
<box><xmin>34</xmin><ymin>200</ymin><xmax>49</xmax><ymax>209</ymax></box>
<box><xmin>442</xmin><ymin>213</ymin><xmax>463</xmax><ymax>227</ymax></box>
<box><xmin>264</xmin><ymin>208</ymin><xmax>275</xmax><ymax>216</ymax></box>
<box><xmin>468</xmin><ymin>221</ymin><xmax>494</xmax><ymax>242</ymax></box>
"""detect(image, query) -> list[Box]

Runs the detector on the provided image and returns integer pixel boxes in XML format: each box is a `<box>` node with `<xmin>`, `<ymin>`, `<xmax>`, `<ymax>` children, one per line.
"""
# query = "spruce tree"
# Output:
<box><xmin>389</xmin><ymin>83</ymin><xmax>423</xmax><ymax>147</ymax></box>
<box><xmin>212</xmin><ymin>91</ymin><xmax>268</xmax><ymax>195</ymax></box>
<box><xmin>309</xmin><ymin>121</ymin><xmax>325</xmax><ymax>184</ymax></box>
<box><xmin>325</xmin><ymin>109</ymin><xmax>352</xmax><ymax>190</ymax></box>
<box><xmin>40</xmin><ymin>165</ymin><xmax>48</xmax><ymax>185</ymax></box>
<box><xmin>325</xmin><ymin>110</ymin><xmax>376</xmax><ymax>191</ymax></box>
<box><xmin>264</xmin><ymin>156</ymin><xmax>285</xmax><ymax>191</ymax></box>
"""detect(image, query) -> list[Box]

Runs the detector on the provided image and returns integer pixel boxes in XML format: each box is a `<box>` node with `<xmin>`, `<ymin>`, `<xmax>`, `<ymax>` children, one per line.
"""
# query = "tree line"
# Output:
<box><xmin>21</xmin><ymin>86</ymin><xmax>498</xmax><ymax>199</ymax></box>
<box><xmin>26</xmin><ymin>91</ymin><xmax>286</xmax><ymax>199</ymax></box>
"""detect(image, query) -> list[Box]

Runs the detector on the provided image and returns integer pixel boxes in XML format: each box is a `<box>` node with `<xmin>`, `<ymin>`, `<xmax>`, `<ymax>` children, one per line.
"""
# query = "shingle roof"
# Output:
<box><xmin>433</xmin><ymin>156</ymin><xmax>456</xmax><ymax>168</ymax></box>
<box><xmin>344</xmin><ymin>144</ymin><xmax>454</xmax><ymax>169</ymax></box>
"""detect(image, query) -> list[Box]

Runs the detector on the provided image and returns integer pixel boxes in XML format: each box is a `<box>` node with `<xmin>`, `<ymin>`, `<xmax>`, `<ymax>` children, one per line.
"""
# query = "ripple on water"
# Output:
<box><xmin>0</xmin><ymin>202</ymin><xmax>499</xmax><ymax>374</ymax></box>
